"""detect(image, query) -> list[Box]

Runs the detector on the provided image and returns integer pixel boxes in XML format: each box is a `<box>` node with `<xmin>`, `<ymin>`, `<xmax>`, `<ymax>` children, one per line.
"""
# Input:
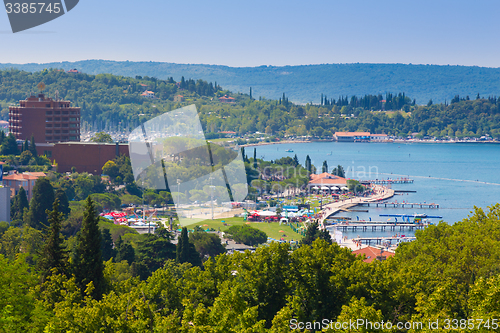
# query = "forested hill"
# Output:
<box><xmin>1</xmin><ymin>60</ymin><xmax>500</xmax><ymax>104</ymax></box>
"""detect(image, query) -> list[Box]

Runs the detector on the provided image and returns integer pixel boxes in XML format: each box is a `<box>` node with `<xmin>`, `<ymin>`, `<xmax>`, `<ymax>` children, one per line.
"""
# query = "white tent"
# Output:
<box><xmin>331</xmin><ymin>186</ymin><xmax>339</xmax><ymax>190</ymax></box>
<box><xmin>341</xmin><ymin>186</ymin><xmax>349</xmax><ymax>190</ymax></box>
<box><xmin>321</xmin><ymin>186</ymin><xmax>329</xmax><ymax>190</ymax></box>
<box><xmin>312</xmin><ymin>186</ymin><xmax>319</xmax><ymax>190</ymax></box>
<box><xmin>257</xmin><ymin>210</ymin><xmax>275</xmax><ymax>217</ymax></box>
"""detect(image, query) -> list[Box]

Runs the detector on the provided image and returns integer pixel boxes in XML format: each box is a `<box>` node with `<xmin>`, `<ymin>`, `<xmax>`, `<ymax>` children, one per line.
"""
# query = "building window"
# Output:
<box><xmin>46</xmin><ymin>111</ymin><xmax>52</xmax><ymax>115</ymax></box>
<box><xmin>46</xmin><ymin>124</ymin><xmax>52</xmax><ymax>128</ymax></box>
<box><xmin>63</xmin><ymin>117</ymin><xmax>68</xmax><ymax>121</ymax></box>
<box><xmin>70</xmin><ymin>124</ymin><xmax>77</xmax><ymax>128</ymax></box>
<box><xmin>62</xmin><ymin>111</ymin><xmax>68</xmax><ymax>115</ymax></box>
<box><xmin>70</xmin><ymin>117</ymin><xmax>77</xmax><ymax>121</ymax></box>
<box><xmin>69</xmin><ymin>136</ymin><xmax>77</xmax><ymax>140</ymax></box>
<box><xmin>70</xmin><ymin>130</ymin><xmax>76</xmax><ymax>134</ymax></box>
<box><xmin>62</xmin><ymin>124</ymin><xmax>68</xmax><ymax>127</ymax></box>
<box><xmin>46</xmin><ymin>104</ymin><xmax>50</xmax><ymax>107</ymax></box>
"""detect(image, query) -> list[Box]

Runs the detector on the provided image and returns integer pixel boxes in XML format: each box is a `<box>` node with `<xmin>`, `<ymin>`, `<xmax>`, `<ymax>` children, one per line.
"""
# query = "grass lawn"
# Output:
<box><xmin>183</xmin><ymin>216</ymin><xmax>304</xmax><ymax>241</ymax></box>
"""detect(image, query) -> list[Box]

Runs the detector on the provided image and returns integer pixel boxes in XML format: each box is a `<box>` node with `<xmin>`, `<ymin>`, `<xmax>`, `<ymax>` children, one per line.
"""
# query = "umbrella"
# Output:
<box><xmin>331</xmin><ymin>186</ymin><xmax>339</xmax><ymax>190</ymax></box>
<box><xmin>341</xmin><ymin>186</ymin><xmax>349</xmax><ymax>190</ymax></box>
<box><xmin>321</xmin><ymin>186</ymin><xmax>329</xmax><ymax>190</ymax></box>
<box><xmin>312</xmin><ymin>186</ymin><xmax>319</xmax><ymax>190</ymax></box>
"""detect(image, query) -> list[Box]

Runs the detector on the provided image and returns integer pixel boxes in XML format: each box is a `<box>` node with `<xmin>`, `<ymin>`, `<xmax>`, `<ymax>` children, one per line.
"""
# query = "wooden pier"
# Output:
<box><xmin>332</xmin><ymin>223</ymin><xmax>426</xmax><ymax>232</ymax></box>
<box><xmin>352</xmin><ymin>236</ymin><xmax>416</xmax><ymax>245</ymax></box>
<box><xmin>359</xmin><ymin>202</ymin><xmax>439</xmax><ymax>208</ymax></box>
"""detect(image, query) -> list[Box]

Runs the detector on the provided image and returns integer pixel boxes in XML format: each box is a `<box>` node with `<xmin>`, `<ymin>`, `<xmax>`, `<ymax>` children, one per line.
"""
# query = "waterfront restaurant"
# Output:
<box><xmin>308</xmin><ymin>172</ymin><xmax>348</xmax><ymax>193</ymax></box>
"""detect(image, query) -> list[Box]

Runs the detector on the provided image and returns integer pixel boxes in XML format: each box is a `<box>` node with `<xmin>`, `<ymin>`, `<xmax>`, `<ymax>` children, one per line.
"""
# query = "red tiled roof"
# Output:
<box><xmin>3</xmin><ymin>172</ymin><xmax>46</xmax><ymax>181</ymax></box>
<box><xmin>352</xmin><ymin>246</ymin><xmax>395</xmax><ymax>263</ymax></box>
<box><xmin>309</xmin><ymin>173</ymin><xmax>347</xmax><ymax>185</ymax></box>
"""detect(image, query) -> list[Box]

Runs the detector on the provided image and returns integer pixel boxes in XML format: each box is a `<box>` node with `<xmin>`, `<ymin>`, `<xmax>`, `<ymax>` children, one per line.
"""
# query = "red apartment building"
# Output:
<box><xmin>9</xmin><ymin>93</ymin><xmax>80</xmax><ymax>144</ymax></box>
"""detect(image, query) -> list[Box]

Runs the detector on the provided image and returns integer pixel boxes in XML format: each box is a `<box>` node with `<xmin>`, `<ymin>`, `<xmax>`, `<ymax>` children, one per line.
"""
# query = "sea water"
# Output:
<box><xmin>253</xmin><ymin>142</ymin><xmax>500</xmax><ymax>238</ymax></box>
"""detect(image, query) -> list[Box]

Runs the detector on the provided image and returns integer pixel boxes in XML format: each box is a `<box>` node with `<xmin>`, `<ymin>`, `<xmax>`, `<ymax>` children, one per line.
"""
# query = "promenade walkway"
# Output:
<box><xmin>318</xmin><ymin>185</ymin><xmax>394</xmax><ymax>229</ymax></box>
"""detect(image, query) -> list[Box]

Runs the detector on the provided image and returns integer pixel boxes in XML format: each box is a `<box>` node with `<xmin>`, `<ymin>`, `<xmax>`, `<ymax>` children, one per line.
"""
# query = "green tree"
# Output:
<box><xmin>1</xmin><ymin>133</ymin><xmax>19</xmax><ymax>155</ymax></box>
<box><xmin>322</xmin><ymin>160</ymin><xmax>328</xmax><ymax>173</ymax></box>
<box><xmin>38</xmin><ymin>199</ymin><xmax>68</xmax><ymax>282</ymax></box>
<box><xmin>19</xmin><ymin>150</ymin><xmax>33</xmax><ymax>165</ymax></box>
<box><xmin>11</xmin><ymin>186</ymin><xmax>29</xmax><ymax>222</ymax></box>
<box><xmin>29</xmin><ymin>134</ymin><xmax>37</xmax><ymax>157</ymax></box>
<box><xmin>73</xmin><ymin>196</ymin><xmax>105</xmax><ymax>300</ymax></box>
<box><xmin>189</xmin><ymin>232</ymin><xmax>226</xmax><ymax>259</ymax></box>
<box><xmin>90</xmin><ymin>132</ymin><xmax>113</xmax><ymax>143</ymax></box>
<box><xmin>176</xmin><ymin>227</ymin><xmax>201</xmax><ymax>266</ymax></box>
<box><xmin>115</xmin><ymin>235</ymin><xmax>135</xmax><ymax>265</ymax></box>
<box><xmin>100</xmin><ymin>228</ymin><xmax>116</xmax><ymax>262</ymax></box>
<box><xmin>301</xmin><ymin>221</ymin><xmax>332</xmax><ymax>246</ymax></box>
<box><xmin>54</xmin><ymin>188</ymin><xmax>70</xmax><ymax>217</ymax></box>
<box><xmin>102</xmin><ymin>160</ymin><xmax>119</xmax><ymax>179</ymax></box>
<box><xmin>25</xmin><ymin>178</ymin><xmax>55</xmax><ymax>230</ymax></box>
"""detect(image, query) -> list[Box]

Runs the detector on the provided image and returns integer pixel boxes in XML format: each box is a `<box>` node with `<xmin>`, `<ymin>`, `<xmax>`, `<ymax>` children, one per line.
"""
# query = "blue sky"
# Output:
<box><xmin>1</xmin><ymin>0</ymin><xmax>499</xmax><ymax>67</ymax></box>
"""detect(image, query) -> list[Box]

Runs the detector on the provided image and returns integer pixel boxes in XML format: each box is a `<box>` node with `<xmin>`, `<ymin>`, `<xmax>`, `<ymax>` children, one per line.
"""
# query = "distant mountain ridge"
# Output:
<box><xmin>1</xmin><ymin>60</ymin><xmax>499</xmax><ymax>104</ymax></box>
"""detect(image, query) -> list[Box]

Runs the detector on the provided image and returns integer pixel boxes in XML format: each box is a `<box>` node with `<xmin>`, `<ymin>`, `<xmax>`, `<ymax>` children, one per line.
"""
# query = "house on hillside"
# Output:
<box><xmin>174</xmin><ymin>95</ymin><xmax>184</xmax><ymax>102</ymax></box>
<box><xmin>141</xmin><ymin>91</ymin><xmax>155</xmax><ymax>98</ymax></box>
<box><xmin>2</xmin><ymin>172</ymin><xmax>46</xmax><ymax>200</ymax></box>
<box><xmin>219</xmin><ymin>95</ymin><xmax>235</xmax><ymax>103</ymax></box>
<box><xmin>67</xmin><ymin>69</ymin><xmax>79</xmax><ymax>73</ymax></box>
<box><xmin>352</xmin><ymin>246</ymin><xmax>395</xmax><ymax>263</ymax></box>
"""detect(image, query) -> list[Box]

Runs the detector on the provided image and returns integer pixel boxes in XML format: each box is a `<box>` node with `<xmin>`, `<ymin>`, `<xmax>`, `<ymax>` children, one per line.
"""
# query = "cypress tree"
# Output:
<box><xmin>100</xmin><ymin>228</ymin><xmax>115</xmax><ymax>262</ymax></box>
<box><xmin>26</xmin><ymin>178</ymin><xmax>54</xmax><ymax>229</ymax></box>
<box><xmin>293</xmin><ymin>154</ymin><xmax>299</xmax><ymax>166</ymax></box>
<box><xmin>14</xmin><ymin>187</ymin><xmax>29</xmax><ymax>221</ymax></box>
<box><xmin>73</xmin><ymin>196</ymin><xmax>105</xmax><ymax>300</ymax></box>
<box><xmin>23</xmin><ymin>138</ymin><xmax>29</xmax><ymax>152</ymax></box>
<box><xmin>176</xmin><ymin>227</ymin><xmax>189</xmax><ymax>264</ymax></box>
<box><xmin>322</xmin><ymin>160</ymin><xmax>328</xmax><ymax>173</ymax></box>
<box><xmin>249</xmin><ymin>87</ymin><xmax>252</xmax><ymax>99</ymax></box>
<box><xmin>253</xmin><ymin>148</ymin><xmax>257</xmax><ymax>169</ymax></box>
<box><xmin>30</xmin><ymin>134</ymin><xmax>37</xmax><ymax>157</ymax></box>
<box><xmin>55</xmin><ymin>189</ymin><xmax>70</xmax><ymax>217</ymax></box>
<box><xmin>38</xmin><ymin>199</ymin><xmax>68</xmax><ymax>282</ymax></box>
<box><xmin>176</xmin><ymin>227</ymin><xmax>201</xmax><ymax>266</ymax></box>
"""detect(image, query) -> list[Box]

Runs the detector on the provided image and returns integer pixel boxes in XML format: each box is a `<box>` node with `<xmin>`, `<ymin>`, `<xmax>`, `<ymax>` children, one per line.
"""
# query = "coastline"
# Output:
<box><xmin>240</xmin><ymin>139</ymin><xmax>500</xmax><ymax>148</ymax></box>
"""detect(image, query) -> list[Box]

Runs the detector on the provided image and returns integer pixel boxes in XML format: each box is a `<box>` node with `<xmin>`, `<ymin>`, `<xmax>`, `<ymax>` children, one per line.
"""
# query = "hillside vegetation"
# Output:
<box><xmin>1</xmin><ymin>69</ymin><xmax>500</xmax><ymax>138</ymax></box>
<box><xmin>1</xmin><ymin>60</ymin><xmax>500</xmax><ymax>103</ymax></box>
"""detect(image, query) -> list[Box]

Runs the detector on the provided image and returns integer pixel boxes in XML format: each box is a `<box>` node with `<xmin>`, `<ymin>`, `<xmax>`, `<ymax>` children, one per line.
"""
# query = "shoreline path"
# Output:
<box><xmin>318</xmin><ymin>185</ymin><xmax>395</xmax><ymax>250</ymax></box>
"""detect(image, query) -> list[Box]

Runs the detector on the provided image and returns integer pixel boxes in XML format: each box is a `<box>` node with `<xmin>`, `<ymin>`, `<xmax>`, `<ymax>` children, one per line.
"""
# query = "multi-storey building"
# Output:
<box><xmin>9</xmin><ymin>93</ymin><xmax>80</xmax><ymax>143</ymax></box>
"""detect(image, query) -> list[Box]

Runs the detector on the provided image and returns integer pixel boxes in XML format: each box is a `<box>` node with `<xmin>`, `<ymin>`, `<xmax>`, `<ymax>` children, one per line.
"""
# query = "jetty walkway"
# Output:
<box><xmin>352</xmin><ymin>236</ymin><xmax>416</xmax><ymax>246</ymax></box>
<box><xmin>359</xmin><ymin>202</ymin><xmax>439</xmax><ymax>208</ymax></box>
<box><xmin>318</xmin><ymin>185</ymin><xmax>394</xmax><ymax>228</ymax></box>
<box><xmin>361</xmin><ymin>178</ymin><xmax>414</xmax><ymax>185</ymax></box>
